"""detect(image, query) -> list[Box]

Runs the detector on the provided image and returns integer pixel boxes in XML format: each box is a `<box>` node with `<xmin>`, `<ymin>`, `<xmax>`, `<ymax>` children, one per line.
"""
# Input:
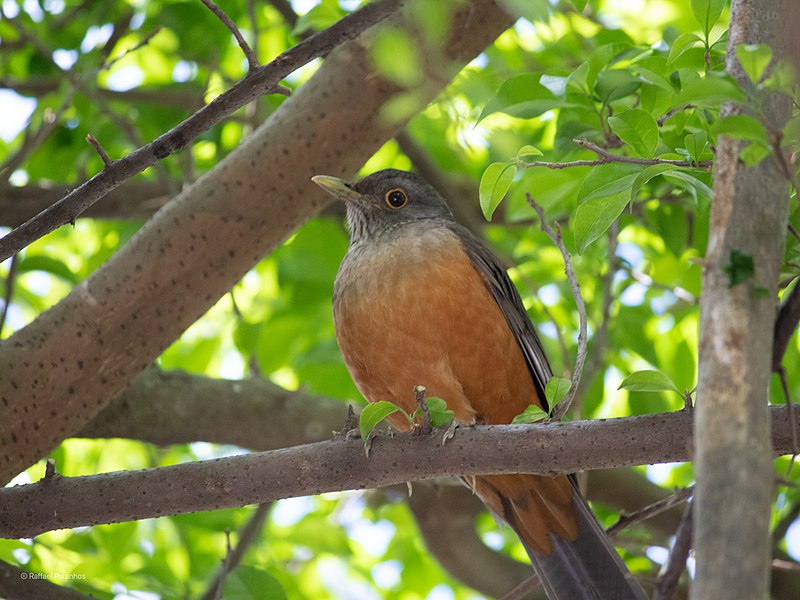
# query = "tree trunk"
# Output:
<box><xmin>692</xmin><ymin>1</ymin><xmax>792</xmax><ymax>598</ymax></box>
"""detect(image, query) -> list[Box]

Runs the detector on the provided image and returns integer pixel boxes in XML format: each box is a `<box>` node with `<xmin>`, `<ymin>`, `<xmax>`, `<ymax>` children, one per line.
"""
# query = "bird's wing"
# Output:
<box><xmin>454</xmin><ymin>225</ymin><xmax>553</xmax><ymax>411</ymax></box>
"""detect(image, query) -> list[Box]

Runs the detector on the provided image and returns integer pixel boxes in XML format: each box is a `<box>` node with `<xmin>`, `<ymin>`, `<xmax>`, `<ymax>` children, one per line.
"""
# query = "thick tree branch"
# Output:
<box><xmin>693</xmin><ymin>2</ymin><xmax>793</xmax><ymax>599</ymax></box>
<box><xmin>0</xmin><ymin>0</ymin><xmax>401</xmax><ymax>262</ymax></box>
<box><xmin>2</xmin><ymin>405</ymin><xmax>799</xmax><ymax>539</ymax></box>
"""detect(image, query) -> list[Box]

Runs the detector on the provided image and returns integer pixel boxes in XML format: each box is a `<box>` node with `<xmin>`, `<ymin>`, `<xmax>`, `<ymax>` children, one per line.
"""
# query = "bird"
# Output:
<box><xmin>312</xmin><ymin>168</ymin><xmax>647</xmax><ymax>600</ymax></box>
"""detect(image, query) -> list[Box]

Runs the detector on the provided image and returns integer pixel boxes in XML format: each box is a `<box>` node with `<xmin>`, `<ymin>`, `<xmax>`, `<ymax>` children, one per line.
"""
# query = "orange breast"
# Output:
<box><xmin>333</xmin><ymin>225</ymin><xmax>540</xmax><ymax>426</ymax></box>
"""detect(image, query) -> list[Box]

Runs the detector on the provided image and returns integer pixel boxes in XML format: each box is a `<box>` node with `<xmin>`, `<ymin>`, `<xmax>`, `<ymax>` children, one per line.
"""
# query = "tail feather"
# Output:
<box><xmin>525</xmin><ymin>489</ymin><xmax>647</xmax><ymax>600</ymax></box>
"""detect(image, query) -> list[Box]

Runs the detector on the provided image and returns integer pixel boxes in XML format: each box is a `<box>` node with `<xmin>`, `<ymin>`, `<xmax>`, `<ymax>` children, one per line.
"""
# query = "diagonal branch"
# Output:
<box><xmin>199</xmin><ymin>0</ymin><xmax>259</xmax><ymax>71</ymax></box>
<box><xmin>2</xmin><ymin>405</ymin><xmax>798</xmax><ymax>539</ymax></box>
<box><xmin>0</xmin><ymin>0</ymin><xmax>401</xmax><ymax>263</ymax></box>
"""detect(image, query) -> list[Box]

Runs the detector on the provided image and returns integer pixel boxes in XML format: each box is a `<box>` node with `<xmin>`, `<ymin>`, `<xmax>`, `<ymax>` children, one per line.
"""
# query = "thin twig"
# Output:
<box><xmin>518</xmin><ymin>138</ymin><xmax>713</xmax><ymax>171</ymax></box>
<box><xmin>199</xmin><ymin>0</ymin><xmax>259</xmax><ymax>71</ymax></box>
<box><xmin>657</xmin><ymin>104</ymin><xmax>695</xmax><ymax>126</ymax></box>
<box><xmin>85</xmin><ymin>134</ymin><xmax>113</xmax><ymax>167</ymax></box>
<box><xmin>772</xmin><ymin>278</ymin><xmax>800</xmax><ymax>371</ymax></box>
<box><xmin>526</xmin><ymin>193</ymin><xmax>587</xmax><ymax>419</ymax></box>
<box><xmin>0</xmin><ymin>253</ymin><xmax>19</xmax><ymax>338</ymax></box>
<box><xmin>652</xmin><ymin>499</ymin><xmax>693</xmax><ymax>600</ymax></box>
<box><xmin>0</xmin><ymin>0</ymin><xmax>401</xmax><ymax>263</ymax></box>
<box><xmin>100</xmin><ymin>27</ymin><xmax>162</xmax><ymax>73</ymax></box>
<box><xmin>607</xmin><ymin>485</ymin><xmax>694</xmax><ymax>538</ymax></box>
<box><xmin>201</xmin><ymin>503</ymin><xmax>272</xmax><ymax>600</ymax></box>
<box><xmin>414</xmin><ymin>385</ymin><xmax>432</xmax><ymax>434</ymax></box>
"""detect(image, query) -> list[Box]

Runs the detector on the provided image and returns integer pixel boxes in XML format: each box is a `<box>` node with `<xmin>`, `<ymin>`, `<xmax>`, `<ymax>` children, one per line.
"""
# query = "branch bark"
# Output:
<box><xmin>693</xmin><ymin>2</ymin><xmax>793</xmax><ymax>599</ymax></box>
<box><xmin>0</xmin><ymin>0</ymin><xmax>515</xmax><ymax>485</ymax></box>
<box><xmin>2</xmin><ymin>405</ymin><xmax>799</xmax><ymax>539</ymax></box>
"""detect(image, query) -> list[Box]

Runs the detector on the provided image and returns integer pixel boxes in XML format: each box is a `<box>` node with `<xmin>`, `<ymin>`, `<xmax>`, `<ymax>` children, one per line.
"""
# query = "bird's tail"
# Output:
<box><xmin>525</xmin><ymin>489</ymin><xmax>647</xmax><ymax>600</ymax></box>
<box><xmin>473</xmin><ymin>474</ymin><xmax>646</xmax><ymax>600</ymax></box>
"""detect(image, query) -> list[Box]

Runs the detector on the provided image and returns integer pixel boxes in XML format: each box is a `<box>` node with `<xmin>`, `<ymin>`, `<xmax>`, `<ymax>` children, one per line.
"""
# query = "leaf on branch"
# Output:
<box><xmin>545</xmin><ymin>376</ymin><xmax>571</xmax><ymax>409</ymax></box>
<box><xmin>420</xmin><ymin>396</ymin><xmax>455</xmax><ymax>427</ymax></box>
<box><xmin>511</xmin><ymin>404</ymin><xmax>549</xmax><ymax>424</ymax></box>
<box><xmin>478</xmin><ymin>73</ymin><xmax>574</xmax><ymax>122</ymax></box>
<box><xmin>667</xmin><ymin>32</ymin><xmax>703</xmax><ymax>66</ymax></box>
<box><xmin>690</xmin><ymin>0</ymin><xmax>726</xmax><ymax>38</ymax></box>
<box><xmin>479</xmin><ymin>162</ymin><xmax>516</xmax><ymax>221</ymax></box>
<box><xmin>359</xmin><ymin>401</ymin><xmax>404</xmax><ymax>442</ymax></box>
<box><xmin>574</xmin><ymin>191</ymin><xmax>629</xmax><ymax>254</ymax></box>
<box><xmin>677</xmin><ymin>76</ymin><xmax>746</xmax><ymax>107</ymax></box>
<box><xmin>618</xmin><ymin>370</ymin><xmax>681</xmax><ymax>395</ymax></box>
<box><xmin>608</xmin><ymin>108</ymin><xmax>659</xmax><ymax>158</ymax></box>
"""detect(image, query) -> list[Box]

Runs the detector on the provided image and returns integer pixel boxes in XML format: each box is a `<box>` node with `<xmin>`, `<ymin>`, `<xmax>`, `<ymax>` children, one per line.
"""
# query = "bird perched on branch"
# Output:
<box><xmin>313</xmin><ymin>169</ymin><xmax>646</xmax><ymax>600</ymax></box>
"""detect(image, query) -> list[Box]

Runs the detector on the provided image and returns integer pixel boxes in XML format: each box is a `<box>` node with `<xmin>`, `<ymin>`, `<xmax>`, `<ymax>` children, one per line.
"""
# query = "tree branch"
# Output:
<box><xmin>2</xmin><ymin>405</ymin><xmax>799</xmax><ymax>539</ymax></box>
<box><xmin>199</xmin><ymin>0</ymin><xmax>259</xmax><ymax>71</ymax></box>
<box><xmin>0</xmin><ymin>0</ymin><xmax>401</xmax><ymax>262</ymax></box>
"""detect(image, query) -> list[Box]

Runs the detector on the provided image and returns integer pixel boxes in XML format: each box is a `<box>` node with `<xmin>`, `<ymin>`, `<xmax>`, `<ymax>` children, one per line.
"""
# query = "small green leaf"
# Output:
<box><xmin>17</xmin><ymin>255</ymin><xmax>79</xmax><ymax>283</ymax></box>
<box><xmin>570</xmin><ymin>0</ymin><xmax>588</xmax><ymax>10</ymax></box>
<box><xmin>545</xmin><ymin>377</ymin><xmax>571</xmax><ymax>408</ymax></box>
<box><xmin>594</xmin><ymin>69</ymin><xmax>641</xmax><ymax>104</ymax></box>
<box><xmin>667</xmin><ymin>32</ymin><xmax>703</xmax><ymax>65</ymax></box>
<box><xmin>713</xmin><ymin>114</ymin><xmax>768</xmax><ymax>143</ymax></box>
<box><xmin>479</xmin><ymin>162</ymin><xmax>516</xmax><ymax>221</ymax></box>
<box><xmin>629</xmin><ymin>164</ymin><xmax>679</xmax><ymax>202</ymax></box>
<box><xmin>735</xmin><ymin>43</ymin><xmax>772</xmax><ymax>84</ymax></box>
<box><xmin>223</xmin><ymin>565</ymin><xmax>287</xmax><ymax>600</ymax></box>
<box><xmin>723</xmin><ymin>249</ymin><xmax>754</xmax><ymax>287</ymax></box>
<box><xmin>574</xmin><ymin>191</ymin><xmax>629</xmax><ymax>254</ymax></box>
<box><xmin>677</xmin><ymin>77</ymin><xmax>746</xmax><ymax>107</ymax></box>
<box><xmin>359</xmin><ymin>401</ymin><xmax>402</xmax><ymax>442</ymax></box>
<box><xmin>664</xmin><ymin>170</ymin><xmax>713</xmax><ymax>199</ymax></box>
<box><xmin>516</xmin><ymin>145</ymin><xmax>544</xmax><ymax>161</ymax></box>
<box><xmin>424</xmin><ymin>396</ymin><xmax>455</xmax><ymax>427</ymax></box>
<box><xmin>684</xmin><ymin>131</ymin><xmax>708</xmax><ymax>163</ymax></box>
<box><xmin>608</xmin><ymin>108</ymin><xmax>659</xmax><ymax>157</ymax></box>
<box><xmin>577</xmin><ymin>163</ymin><xmax>640</xmax><ymax>203</ymax></box>
<box><xmin>512</xmin><ymin>405</ymin><xmax>549</xmax><ymax>424</ymax></box>
<box><xmin>690</xmin><ymin>0</ymin><xmax>726</xmax><ymax>38</ymax></box>
<box><xmin>618</xmin><ymin>370</ymin><xmax>681</xmax><ymax>394</ymax></box>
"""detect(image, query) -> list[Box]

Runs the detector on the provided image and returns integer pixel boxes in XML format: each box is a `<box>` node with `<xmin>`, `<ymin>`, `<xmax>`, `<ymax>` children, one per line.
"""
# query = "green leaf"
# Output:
<box><xmin>667</xmin><ymin>32</ymin><xmax>703</xmax><ymax>65</ymax></box>
<box><xmin>17</xmin><ymin>255</ymin><xmax>79</xmax><ymax>283</ymax></box>
<box><xmin>479</xmin><ymin>162</ymin><xmax>516</xmax><ymax>221</ymax></box>
<box><xmin>723</xmin><ymin>249</ymin><xmax>754</xmax><ymax>287</ymax></box>
<box><xmin>677</xmin><ymin>77</ymin><xmax>746</xmax><ymax>107</ymax></box>
<box><xmin>735</xmin><ymin>43</ymin><xmax>772</xmax><ymax>84</ymax></box>
<box><xmin>618</xmin><ymin>370</ymin><xmax>681</xmax><ymax>394</ymax></box>
<box><xmin>577</xmin><ymin>163</ymin><xmax>641</xmax><ymax>203</ymax></box>
<box><xmin>423</xmin><ymin>396</ymin><xmax>455</xmax><ymax>427</ymax></box>
<box><xmin>512</xmin><ymin>405</ymin><xmax>549</xmax><ymax>424</ymax></box>
<box><xmin>684</xmin><ymin>131</ymin><xmax>708</xmax><ymax>163</ymax></box>
<box><xmin>690</xmin><ymin>0</ymin><xmax>726</xmax><ymax>37</ymax></box>
<box><xmin>629</xmin><ymin>163</ymin><xmax>679</xmax><ymax>202</ymax></box>
<box><xmin>594</xmin><ymin>69</ymin><xmax>641</xmax><ymax>104</ymax></box>
<box><xmin>570</xmin><ymin>0</ymin><xmax>588</xmax><ymax>9</ymax></box>
<box><xmin>516</xmin><ymin>145</ymin><xmax>543</xmax><ymax>161</ymax></box>
<box><xmin>359</xmin><ymin>401</ymin><xmax>403</xmax><ymax>441</ymax></box>
<box><xmin>545</xmin><ymin>377</ymin><xmax>571</xmax><ymax>408</ymax></box>
<box><xmin>292</xmin><ymin>2</ymin><xmax>345</xmax><ymax>36</ymax></box>
<box><xmin>664</xmin><ymin>170</ymin><xmax>713</xmax><ymax>199</ymax></box>
<box><xmin>608</xmin><ymin>109</ymin><xmax>659</xmax><ymax>157</ymax></box>
<box><xmin>738</xmin><ymin>140</ymin><xmax>771</xmax><ymax>166</ymax></box>
<box><xmin>574</xmin><ymin>191</ymin><xmax>630</xmax><ymax>254</ymax></box>
<box><xmin>713</xmin><ymin>114</ymin><xmax>768</xmax><ymax>143</ymax></box>
<box><xmin>479</xmin><ymin>74</ymin><xmax>572</xmax><ymax>122</ymax></box>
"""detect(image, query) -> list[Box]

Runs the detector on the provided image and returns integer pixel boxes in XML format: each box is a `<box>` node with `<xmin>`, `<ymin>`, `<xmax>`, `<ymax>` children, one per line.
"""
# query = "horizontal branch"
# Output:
<box><xmin>0</xmin><ymin>0</ymin><xmax>400</xmax><ymax>262</ymax></box>
<box><xmin>518</xmin><ymin>138</ymin><xmax>713</xmax><ymax>170</ymax></box>
<box><xmin>2</xmin><ymin>405</ymin><xmax>798</xmax><ymax>538</ymax></box>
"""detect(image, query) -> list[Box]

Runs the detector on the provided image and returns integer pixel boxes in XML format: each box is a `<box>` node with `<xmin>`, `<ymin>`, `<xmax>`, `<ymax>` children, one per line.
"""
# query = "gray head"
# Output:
<box><xmin>312</xmin><ymin>169</ymin><xmax>454</xmax><ymax>244</ymax></box>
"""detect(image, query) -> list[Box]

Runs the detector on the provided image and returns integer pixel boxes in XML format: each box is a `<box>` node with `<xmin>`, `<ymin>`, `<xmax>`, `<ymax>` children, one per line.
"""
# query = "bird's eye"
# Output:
<box><xmin>385</xmin><ymin>188</ymin><xmax>408</xmax><ymax>209</ymax></box>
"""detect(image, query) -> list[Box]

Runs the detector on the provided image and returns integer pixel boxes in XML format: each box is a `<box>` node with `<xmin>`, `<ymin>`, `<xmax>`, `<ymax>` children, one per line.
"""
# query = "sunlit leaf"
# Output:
<box><xmin>574</xmin><ymin>191</ymin><xmax>629</xmax><ymax>254</ymax></box>
<box><xmin>618</xmin><ymin>370</ymin><xmax>681</xmax><ymax>394</ymax></box>
<box><xmin>512</xmin><ymin>405</ymin><xmax>549</xmax><ymax>424</ymax></box>
<box><xmin>667</xmin><ymin>32</ymin><xmax>703</xmax><ymax>65</ymax></box>
<box><xmin>690</xmin><ymin>0</ymin><xmax>726</xmax><ymax>37</ymax></box>
<box><xmin>359</xmin><ymin>401</ymin><xmax>404</xmax><ymax>441</ymax></box>
<box><xmin>545</xmin><ymin>377</ymin><xmax>571</xmax><ymax>408</ymax></box>
<box><xmin>479</xmin><ymin>162</ymin><xmax>516</xmax><ymax>221</ymax></box>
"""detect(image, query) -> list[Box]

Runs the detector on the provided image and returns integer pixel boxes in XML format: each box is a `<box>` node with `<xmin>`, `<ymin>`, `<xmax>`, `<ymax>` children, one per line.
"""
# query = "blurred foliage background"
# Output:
<box><xmin>1</xmin><ymin>0</ymin><xmax>799</xmax><ymax>598</ymax></box>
